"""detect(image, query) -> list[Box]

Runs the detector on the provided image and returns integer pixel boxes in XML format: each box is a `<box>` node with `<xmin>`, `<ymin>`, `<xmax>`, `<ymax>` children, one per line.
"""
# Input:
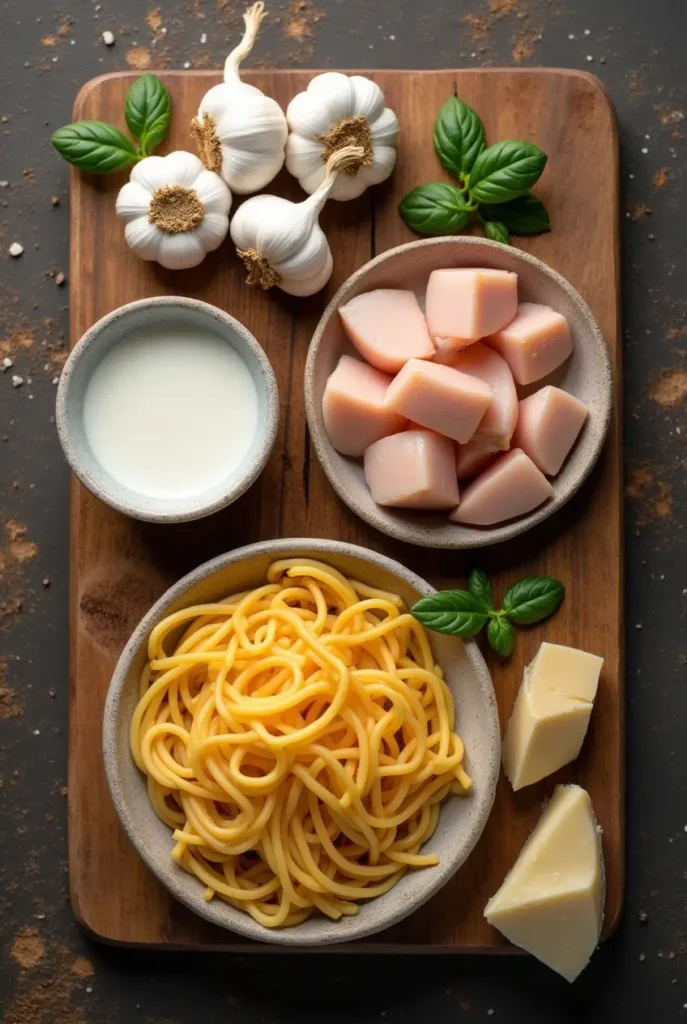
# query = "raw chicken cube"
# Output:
<box><xmin>425</xmin><ymin>268</ymin><xmax>518</xmax><ymax>351</ymax></box>
<box><xmin>338</xmin><ymin>289</ymin><xmax>435</xmax><ymax>373</ymax></box>
<box><xmin>322</xmin><ymin>354</ymin><xmax>406</xmax><ymax>457</ymax></box>
<box><xmin>384</xmin><ymin>358</ymin><xmax>492</xmax><ymax>444</ymax></box>
<box><xmin>512</xmin><ymin>386</ymin><xmax>589</xmax><ymax>475</ymax></box>
<box><xmin>455</xmin><ymin>436</ymin><xmax>500</xmax><ymax>480</ymax></box>
<box><xmin>486</xmin><ymin>302</ymin><xmax>573</xmax><ymax>385</ymax></box>
<box><xmin>450</xmin><ymin>343</ymin><xmax>518</xmax><ymax>450</ymax></box>
<box><xmin>449</xmin><ymin>448</ymin><xmax>553</xmax><ymax>526</ymax></box>
<box><xmin>364</xmin><ymin>430</ymin><xmax>459</xmax><ymax>510</ymax></box>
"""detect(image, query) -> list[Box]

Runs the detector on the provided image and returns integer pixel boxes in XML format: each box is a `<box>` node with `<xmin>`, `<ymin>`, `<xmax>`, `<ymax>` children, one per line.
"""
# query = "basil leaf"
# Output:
<box><xmin>411</xmin><ymin>590</ymin><xmax>489</xmax><ymax>638</ymax></box>
<box><xmin>399</xmin><ymin>183</ymin><xmax>474</xmax><ymax>236</ymax></box>
<box><xmin>125</xmin><ymin>73</ymin><xmax>171</xmax><ymax>153</ymax></box>
<box><xmin>481</xmin><ymin>192</ymin><xmax>551</xmax><ymax>236</ymax></box>
<box><xmin>487</xmin><ymin>616</ymin><xmax>515</xmax><ymax>657</ymax></box>
<box><xmin>51</xmin><ymin>121</ymin><xmax>139</xmax><ymax>172</ymax></box>
<box><xmin>502</xmin><ymin>576</ymin><xmax>564</xmax><ymax>625</ymax></box>
<box><xmin>433</xmin><ymin>95</ymin><xmax>486</xmax><ymax>182</ymax></box>
<box><xmin>468</xmin><ymin>140</ymin><xmax>548</xmax><ymax>204</ymax></box>
<box><xmin>484</xmin><ymin>220</ymin><xmax>509</xmax><ymax>244</ymax></box>
<box><xmin>468</xmin><ymin>569</ymin><xmax>494</xmax><ymax>611</ymax></box>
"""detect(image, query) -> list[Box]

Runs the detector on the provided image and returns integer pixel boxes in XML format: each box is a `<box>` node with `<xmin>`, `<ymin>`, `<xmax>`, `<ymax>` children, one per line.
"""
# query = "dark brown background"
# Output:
<box><xmin>0</xmin><ymin>0</ymin><xmax>685</xmax><ymax>1021</ymax></box>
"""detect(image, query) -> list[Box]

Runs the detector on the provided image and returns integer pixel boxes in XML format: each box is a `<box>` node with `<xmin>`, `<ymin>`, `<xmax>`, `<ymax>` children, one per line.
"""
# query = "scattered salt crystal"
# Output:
<box><xmin>9</xmin><ymin>242</ymin><xmax>23</xmax><ymax>257</ymax></box>
<box><xmin>2</xmin><ymin>357</ymin><xmax>12</xmax><ymax>370</ymax></box>
<box><xmin>586</xmin><ymin>54</ymin><xmax>593</xmax><ymax>61</ymax></box>
<box><xmin>639</xmin><ymin>953</ymin><xmax>646</xmax><ymax>962</ymax></box>
<box><xmin>641</xmin><ymin>147</ymin><xmax>649</xmax><ymax>154</ymax></box>
<box><xmin>389</xmin><ymin>34</ymin><xmax>396</xmax><ymax>40</ymax></box>
<box><xmin>200</xmin><ymin>32</ymin><xmax>207</xmax><ymax>43</ymax></box>
<box><xmin>52</xmin><ymin>376</ymin><xmax>59</xmax><ymax>385</ymax></box>
<box><xmin>0</xmin><ymin>180</ymin><xmax>8</xmax><ymax>187</ymax></box>
<box><xmin>102</xmin><ymin>30</ymin><xmax>115</xmax><ymax>45</ymax></box>
<box><xmin>568</xmin><ymin>33</ymin><xmax>574</xmax><ymax>39</ymax></box>
<box><xmin>86</xmin><ymin>986</ymin><xmax>93</xmax><ymax>994</ymax></box>
<box><xmin>33</xmin><ymin>729</ymin><xmax>40</xmax><ymax>735</ymax></box>
<box><xmin>183</xmin><ymin>61</ymin><xmax>191</xmax><ymax>68</ymax></box>
<box><xmin>11</xmin><ymin>375</ymin><xmax>24</xmax><ymax>387</ymax></box>
<box><xmin>584</xmin><ymin>28</ymin><xmax>591</xmax><ymax>35</ymax></box>
<box><xmin>635</xmin><ymin>623</ymin><xmax>642</xmax><ymax>630</ymax></box>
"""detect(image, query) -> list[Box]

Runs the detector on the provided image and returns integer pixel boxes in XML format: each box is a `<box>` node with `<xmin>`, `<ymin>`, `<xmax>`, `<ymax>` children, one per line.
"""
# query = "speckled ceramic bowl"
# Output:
<box><xmin>56</xmin><ymin>297</ymin><xmax>279</xmax><ymax>523</ymax></box>
<box><xmin>304</xmin><ymin>237</ymin><xmax>613</xmax><ymax>549</ymax></box>
<box><xmin>103</xmin><ymin>538</ymin><xmax>500</xmax><ymax>946</ymax></box>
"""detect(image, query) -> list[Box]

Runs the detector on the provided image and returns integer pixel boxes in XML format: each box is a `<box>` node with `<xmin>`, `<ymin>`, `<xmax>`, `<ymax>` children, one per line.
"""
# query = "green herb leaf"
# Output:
<box><xmin>51</xmin><ymin>121</ymin><xmax>139</xmax><ymax>172</ymax></box>
<box><xmin>502</xmin><ymin>576</ymin><xmax>564</xmax><ymax>625</ymax></box>
<box><xmin>468</xmin><ymin>140</ymin><xmax>548</xmax><ymax>204</ymax></box>
<box><xmin>433</xmin><ymin>95</ymin><xmax>486</xmax><ymax>183</ymax></box>
<box><xmin>487</xmin><ymin>616</ymin><xmax>516</xmax><ymax>657</ymax></box>
<box><xmin>481</xmin><ymin>192</ymin><xmax>551</xmax><ymax>236</ymax></box>
<box><xmin>125</xmin><ymin>73</ymin><xmax>171</xmax><ymax>154</ymax></box>
<box><xmin>399</xmin><ymin>183</ymin><xmax>474</xmax><ymax>236</ymax></box>
<box><xmin>484</xmin><ymin>219</ymin><xmax>509</xmax><ymax>244</ymax></box>
<box><xmin>411</xmin><ymin>590</ymin><xmax>489</xmax><ymax>638</ymax></box>
<box><xmin>468</xmin><ymin>569</ymin><xmax>494</xmax><ymax>611</ymax></box>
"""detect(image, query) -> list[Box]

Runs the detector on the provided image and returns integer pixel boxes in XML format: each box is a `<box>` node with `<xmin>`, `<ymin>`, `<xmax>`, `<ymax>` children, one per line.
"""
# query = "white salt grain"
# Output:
<box><xmin>11</xmin><ymin>375</ymin><xmax>24</xmax><ymax>387</ymax></box>
<box><xmin>102</xmin><ymin>30</ymin><xmax>115</xmax><ymax>45</ymax></box>
<box><xmin>9</xmin><ymin>242</ymin><xmax>24</xmax><ymax>257</ymax></box>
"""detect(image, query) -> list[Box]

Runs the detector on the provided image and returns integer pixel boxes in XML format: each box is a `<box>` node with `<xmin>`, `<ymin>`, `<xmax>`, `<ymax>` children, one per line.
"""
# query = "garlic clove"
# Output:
<box><xmin>115</xmin><ymin>181</ymin><xmax>154</xmax><ymax>223</ymax></box>
<box><xmin>194</xmin><ymin>212</ymin><xmax>231</xmax><ymax>253</ymax></box>
<box><xmin>369</xmin><ymin>106</ymin><xmax>401</xmax><ymax>146</ymax></box>
<box><xmin>279</xmin><ymin>249</ymin><xmax>333</xmax><ymax>297</ymax></box>
<box><xmin>285</xmin><ymin>88</ymin><xmax>338</xmax><ymax>140</ymax></box>
<box><xmin>156</xmin><ymin>232</ymin><xmax>207</xmax><ymax>271</ymax></box>
<box><xmin>272</xmin><ymin>224</ymin><xmax>329</xmax><ymax>282</ymax></box>
<box><xmin>350</xmin><ymin>75</ymin><xmax>386</xmax><ymax>123</ymax></box>
<box><xmin>304</xmin><ymin>72</ymin><xmax>355</xmax><ymax>124</ymax></box>
<box><xmin>131</xmin><ymin>155</ymin><xmax>170</xmax><ymax>193</ymax></box>
<box><xmin>360</xmin><ymin>143</ymin><xmax>398</xmax><ymax>186</ymax></box>
<box><xmin>163</xmin><ymin>150</ymin><xmax>206</xmax><ymax>187</ymax></box>
<box><xmin>124</xmin><ymin>217</ymin><xmax>163</xmax><ymax>262</ymax></box>
<box><xmin>192</xmin><ymin>169</ymin><xmax>233</xmax><ymax>215</ymax></box>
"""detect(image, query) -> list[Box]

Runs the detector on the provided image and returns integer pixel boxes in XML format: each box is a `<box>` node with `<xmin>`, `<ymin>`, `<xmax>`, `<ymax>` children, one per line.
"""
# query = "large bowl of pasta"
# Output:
<box><xmin>103</xmin><ymin>538</ymin><xmax>500</xmax><ymax>945</ymax></box>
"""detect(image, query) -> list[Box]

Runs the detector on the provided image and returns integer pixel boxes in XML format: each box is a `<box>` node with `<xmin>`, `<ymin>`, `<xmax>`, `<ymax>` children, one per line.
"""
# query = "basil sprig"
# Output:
<box><xmin>52</xmin><ymin>73</ymin><xmax>171</xmax><ymax>173</ymax></box>
<box><xmin>399</xmin><ymin>93</ymin><xmax>550</xmax><ymax>245</ymax></box>
<box><xmin>411</xmin><ymin>571</ymin><xmax>564</xmax><ymax>657</ymax></box>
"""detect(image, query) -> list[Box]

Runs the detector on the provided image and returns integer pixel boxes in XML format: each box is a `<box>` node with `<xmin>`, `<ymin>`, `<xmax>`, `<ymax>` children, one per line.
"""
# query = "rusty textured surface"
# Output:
<box><xmin>0</xmin><ymin>0</ymin><xmax>685</xmax><ymax>1020</ymax></box>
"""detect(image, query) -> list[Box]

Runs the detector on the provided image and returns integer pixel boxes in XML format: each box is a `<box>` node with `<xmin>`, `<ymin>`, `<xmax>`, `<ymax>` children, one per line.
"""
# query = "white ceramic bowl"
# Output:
<box><xmin>103</xmin><ymin>538</ymin><xmax>500</xmax><ymax>946</ymax></box>
<box><xmin>304</xmin><ymin>237</ymin><xmax>613</xmax><ymax>549</ymax></box>
<box><xmin>56</xmin><ymin>297</ymin><xmax>279</xmax><ymax>523</ymax></box>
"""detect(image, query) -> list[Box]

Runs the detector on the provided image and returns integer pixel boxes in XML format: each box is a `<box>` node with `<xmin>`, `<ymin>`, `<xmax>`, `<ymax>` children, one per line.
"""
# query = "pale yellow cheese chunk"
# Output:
<box><xmin>502</xmin><ymin>642</ymin><xmax>603</xmax><ymax>790</ymax></box>
<box><xmin>485</xmin><ymin>784</ymin><xmax>604</xmax><ymax>982</ymax></box>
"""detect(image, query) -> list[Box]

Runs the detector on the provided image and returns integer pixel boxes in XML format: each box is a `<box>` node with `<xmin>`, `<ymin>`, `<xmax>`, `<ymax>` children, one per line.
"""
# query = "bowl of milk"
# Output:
<box><xmin>56</xmin><ymin>297</ymin><xmax>279</xmax><ymax>522</ymax></box>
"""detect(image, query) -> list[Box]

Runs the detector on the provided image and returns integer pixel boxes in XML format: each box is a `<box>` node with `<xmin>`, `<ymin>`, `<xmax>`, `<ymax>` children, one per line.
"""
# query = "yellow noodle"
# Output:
<box><xmin>131</xmin><ymin>559</ymin><xmax>471</xmax><ymax>928</ymax></box>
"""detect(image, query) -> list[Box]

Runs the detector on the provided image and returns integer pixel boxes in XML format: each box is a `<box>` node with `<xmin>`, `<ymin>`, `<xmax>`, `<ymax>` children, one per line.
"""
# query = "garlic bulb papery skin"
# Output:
<box><xmin>115</xmin><ymin>151</ymin><xmax>232</xmax><ymax>270</ymax></box>
<box><xmin>230</xmin><ymin>145</ymin><xmax>364</xmax><ymax>297</ymax></box>
<box><xmin>191</xmin><ymin>2</ymin><xmax>288</xmax><ymax>195</ymax></box>
<box><xmin>285</xmin><ymin>72</ymin><xmax>399</xmax><ymax>202</ymax></box>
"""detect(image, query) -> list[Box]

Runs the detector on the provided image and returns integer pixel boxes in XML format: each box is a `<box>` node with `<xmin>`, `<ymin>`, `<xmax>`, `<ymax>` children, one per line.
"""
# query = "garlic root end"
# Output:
<box><xmin>237</xmin><ymin>247</ymin><xmax>281</xmax><ymax>290</ymax></box>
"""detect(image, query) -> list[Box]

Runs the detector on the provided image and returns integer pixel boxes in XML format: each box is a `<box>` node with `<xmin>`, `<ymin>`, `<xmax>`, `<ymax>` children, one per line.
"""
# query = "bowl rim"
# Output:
<box><xmin>56</xmin><ymin>295</ymin><xmax>279</xmax><ymax>524</ymax></box>
<box><xmin>304</xmin><ymin>236</ymin><xmax>613</xmax><ymax>549</ymax></box>
<box><xmin>102</xmin><ymin>537</ymin><xmax>500</xmax><ymax>946</ymax></box>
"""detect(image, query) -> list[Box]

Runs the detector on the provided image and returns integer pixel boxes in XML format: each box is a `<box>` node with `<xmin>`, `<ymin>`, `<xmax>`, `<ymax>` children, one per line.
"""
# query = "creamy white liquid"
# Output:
<box><xmin>83</xmin><ymin>325</ymin><xmax>259</xmax><ymax>500</ymax></box>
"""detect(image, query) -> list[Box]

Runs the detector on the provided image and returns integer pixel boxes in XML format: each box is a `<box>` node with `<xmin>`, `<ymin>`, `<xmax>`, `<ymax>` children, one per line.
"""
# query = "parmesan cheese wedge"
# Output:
<box><xmin>485</xmin><ymin>784</ymin><xmax>605</xmax><ymax>983</ymax></box>
<box><xmin>502</xmin><ymin>642</ymin><xmax>603</xmax><ymax>791</ymax></box>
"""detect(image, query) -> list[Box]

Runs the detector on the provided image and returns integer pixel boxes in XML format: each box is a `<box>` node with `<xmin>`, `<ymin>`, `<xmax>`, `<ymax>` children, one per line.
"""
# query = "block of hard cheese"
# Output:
<box><xmin>512</xmin><ymin>385</ymin><xmax>589</xmax><ymax>476</ymax></box>
<box><xmin>385</xmin><ymin>358</ymin><xmax>492</xmax><ymax>443</ymax></box>
<box><xmin>486</xmin><ymin>302</ymin><xmax>573</xmax><ymax>385</ymax></box>
<box><xmin>338</xmin><ymin>289</ymin><xmax>435</xmax><ymax>374</ymax></box>
<box><xmin>449</xmin><ymin>448</ymin><xmax>553</xmax><ymax>525</ymax></box>
<box><xmin>502</xmin><ymin>642</ymin><xmax>603</xmax><ymax>790</ymax></box>
<box><xmin>485</xmin><ymin>784</ymin><xmax>604</xmax><ymax>983</ymax></box>
<box><xmin>322</xmin><ymin>355</ymin><xmax>406</xmax><ymax>457</ymax></box>
<box><xmin>364</xmin><ymin>430</ymin><xmax>459</xmax><ymax>509</ymax></box>
<box><xmin>426</xmin><ymin>268</ymin><xmax>518</xmax><ymax>350</ymax></box>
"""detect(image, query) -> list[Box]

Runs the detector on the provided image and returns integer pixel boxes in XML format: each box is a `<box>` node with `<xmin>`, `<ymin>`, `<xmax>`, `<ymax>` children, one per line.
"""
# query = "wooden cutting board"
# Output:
<box><xmin>68</xmin><ymin>68</ymin><xmax>622</xmax><ymax>950</ymax></box>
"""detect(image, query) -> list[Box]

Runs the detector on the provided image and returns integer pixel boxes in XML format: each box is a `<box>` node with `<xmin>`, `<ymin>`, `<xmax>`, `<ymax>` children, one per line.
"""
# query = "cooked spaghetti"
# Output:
<box><xmin>130</xmin><ymin>558</ymin><xmax>471</xmax><ymax>928</ymax></box>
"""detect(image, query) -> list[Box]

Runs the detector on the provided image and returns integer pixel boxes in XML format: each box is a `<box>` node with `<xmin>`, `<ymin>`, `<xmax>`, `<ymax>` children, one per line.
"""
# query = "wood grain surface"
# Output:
<box><xmin>68</xmin><ymin>68</ymin><xmax>622</xmax><ymax>951</ymax></box>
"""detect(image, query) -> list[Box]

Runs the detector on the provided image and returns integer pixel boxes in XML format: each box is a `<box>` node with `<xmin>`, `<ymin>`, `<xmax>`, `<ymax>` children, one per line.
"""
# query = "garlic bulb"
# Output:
<box><xmin>285</xmin><ymin>72</ymin><xmax>399</xmax><ymax>202</ymax></box>
<box><xmin>191</xmin><ymin>2</ymin><xmax>287</xmax><ymax>195</ymax></box>
<box><xmin>230</xmin><ymin>145</ymin><xmax>363</xmax><ymax>297</ymax></box>
<box><xmin>116</xmin><ymin>151</ymin><xmax>232</xmax><ymax>270</ymax></box>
